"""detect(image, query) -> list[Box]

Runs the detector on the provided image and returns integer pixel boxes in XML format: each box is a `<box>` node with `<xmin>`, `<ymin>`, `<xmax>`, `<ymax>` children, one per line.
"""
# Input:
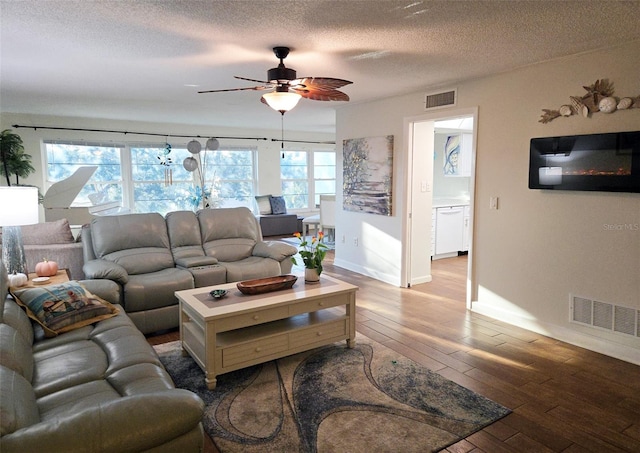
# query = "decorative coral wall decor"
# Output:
<box><xmin>539</xmin><ymin>79</ymin><xmax>639</xmax><ymax>123</ymax></box>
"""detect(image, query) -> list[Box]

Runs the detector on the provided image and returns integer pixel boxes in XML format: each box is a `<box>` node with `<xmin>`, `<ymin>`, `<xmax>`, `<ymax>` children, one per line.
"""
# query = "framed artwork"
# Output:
<box><xmin>343</xmin><ymin>135</ymin><xmax>394</xmax><ymax>216</ymax></box>
<box><xmin>444</xmin><ymin>135</ymin><xmax>461</xmax><ymax>176</ymax></box>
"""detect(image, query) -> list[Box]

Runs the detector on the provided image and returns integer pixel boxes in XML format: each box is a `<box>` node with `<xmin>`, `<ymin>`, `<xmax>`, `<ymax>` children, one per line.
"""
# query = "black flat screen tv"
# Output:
<box><xmin>529</xmin><ymin>130</ymin><xmax>640</xmax><ymax>193</ymax></box>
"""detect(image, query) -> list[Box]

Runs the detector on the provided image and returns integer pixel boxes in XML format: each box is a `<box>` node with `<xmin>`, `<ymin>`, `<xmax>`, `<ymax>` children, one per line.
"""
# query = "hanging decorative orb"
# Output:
<box><xmin>183</xmin><ymin>156</ymin><xmax>198</xmax><ymax>172</ymax></box>
<box><xmin>206</xmin><ymin>138</ymin><xmax>220</xmax><ymax>150</ymax></box>
<box><xmin>187</xmin><ymin>140</ymin><xmax>202</xmax><ymax>154</ymax></box>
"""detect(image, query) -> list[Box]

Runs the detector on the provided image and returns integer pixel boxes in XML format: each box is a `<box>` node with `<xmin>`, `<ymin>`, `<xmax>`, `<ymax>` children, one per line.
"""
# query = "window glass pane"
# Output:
<box><xmin>45</xmin><ymin>143</ymin><xmax>123</xmax><ymax>205</ymax></box>
<box><xmin>281</xmin><ymin>151</ymin><xmax>308</xmax><ymax>209</ymax></box>
<box><xmin>313</xmin><ymin>150</ymin><xmax>336</xmax><ymax>206</ymax></box>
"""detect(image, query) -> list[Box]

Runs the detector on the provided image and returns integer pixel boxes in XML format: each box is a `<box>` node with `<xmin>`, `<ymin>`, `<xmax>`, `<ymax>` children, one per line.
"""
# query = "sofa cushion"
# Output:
<box><xmin>11</xmin><ymin>281</ymin><xmax>119</xmax><ymax>337</ymax></box>
<box><xmin>0</xmin><ymin>365</ymin><xmax>40</xmax><ymax>436</ymax></box>
<box><xmin>0</xmin><ymin>324</ymin><xmax>34</xmax><ymax>382</ymax></box>
<box><xmin>90</xmin><ymin>213</ymin><xmax>175</xmax><ymax>274</ymax></box>
<box><xmin>32</xmin><ymin>339</ymin><xmax>108</xmax><ymax>398</ymax></box>
<box><xmin>1</xmin><ymin>297</ymin><xmax>34</xmax><ymax>346</ymax></box>
<box><xmin>20</xmin><ymin>219</ymin><xmax>75</xmax><ymax>245</ymax></box>
<box><xmin>269</xmin><ymin>195</ymin><xmax>287</xmax><ymax>214</ymax></box>
<box><xmin>255</xmin><ymin>194</ymin><xmax>272</xmax><ymax>215</ymax></box>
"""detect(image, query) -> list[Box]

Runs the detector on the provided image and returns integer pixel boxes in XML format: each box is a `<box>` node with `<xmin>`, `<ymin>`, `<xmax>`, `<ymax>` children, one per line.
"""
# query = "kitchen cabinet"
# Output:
<box><xmin>435</xmin><ymin>206</ymin><xmax>464</xmax><ymax>255</ymax></box>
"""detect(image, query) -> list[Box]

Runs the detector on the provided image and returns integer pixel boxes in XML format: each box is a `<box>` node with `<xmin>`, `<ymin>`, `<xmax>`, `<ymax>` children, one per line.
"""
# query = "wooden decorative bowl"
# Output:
<box><xmin>236</xmin><ymin>275</ymin><xmax>298</xmax><ymax>295</ymax></box>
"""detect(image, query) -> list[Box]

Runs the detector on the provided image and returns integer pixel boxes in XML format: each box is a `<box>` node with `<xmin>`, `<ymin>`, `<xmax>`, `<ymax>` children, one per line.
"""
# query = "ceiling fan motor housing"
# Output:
<box><xmin>268</xmin><ymin>65</ymin><xmax>296</xmax><ymax>83</ymax></box>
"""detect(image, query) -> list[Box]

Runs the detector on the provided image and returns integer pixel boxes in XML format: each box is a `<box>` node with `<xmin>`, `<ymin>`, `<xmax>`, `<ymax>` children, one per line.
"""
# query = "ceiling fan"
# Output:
<box><xmin>198</xmin><ymin>46</ymin><xmax>352</xmax><ymax>114</ymax></box>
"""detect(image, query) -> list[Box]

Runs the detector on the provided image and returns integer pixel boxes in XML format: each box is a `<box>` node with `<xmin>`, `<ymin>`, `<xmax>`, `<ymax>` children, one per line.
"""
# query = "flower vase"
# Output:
<box><xmin>305</xmin><ymin>267</ymin><xmax>320</xmax><ymax>284</ymax></box>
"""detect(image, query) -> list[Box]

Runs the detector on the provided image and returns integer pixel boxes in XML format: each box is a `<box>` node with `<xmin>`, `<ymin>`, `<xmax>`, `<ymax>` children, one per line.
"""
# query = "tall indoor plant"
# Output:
<box><xmin>0</xmin><ymin>129</ymin><xmax>34</xmax><ymax>186</ymax></box>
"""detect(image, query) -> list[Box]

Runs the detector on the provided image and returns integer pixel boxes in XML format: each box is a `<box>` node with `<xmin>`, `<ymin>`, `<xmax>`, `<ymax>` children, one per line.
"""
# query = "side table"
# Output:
<box><xmin>24</xmin><ymin>269</ymin><xmax>71</xmax><ymax>287</ymax></box>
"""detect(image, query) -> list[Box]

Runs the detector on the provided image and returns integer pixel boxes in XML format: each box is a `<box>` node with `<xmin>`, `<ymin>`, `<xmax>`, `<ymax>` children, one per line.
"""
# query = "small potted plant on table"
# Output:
<box><xmin>291</xmin><ymin>231</ymin><xmax>328</xmax><ymax>283</ymax></box>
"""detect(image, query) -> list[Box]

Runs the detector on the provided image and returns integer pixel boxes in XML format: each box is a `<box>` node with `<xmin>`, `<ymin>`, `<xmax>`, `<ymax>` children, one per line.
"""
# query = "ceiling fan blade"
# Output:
<box><xmin>198</xmin><ymin>85</ymin><xmax>272</xmax><ymax>94</ymax></box>
<box><xmin>293</xmin><ymin>87</ymin><xmax>350</xmax><ymax>102</ymax></box>
<box><xmin>294</xmin><ymin>77</ymin><xmax>353</xmax><ymax>90</ymax></box>
<box><xmin>235</xmin><ymin>76</ymin><xmax>272</xmax><ymax>84</ymax></box>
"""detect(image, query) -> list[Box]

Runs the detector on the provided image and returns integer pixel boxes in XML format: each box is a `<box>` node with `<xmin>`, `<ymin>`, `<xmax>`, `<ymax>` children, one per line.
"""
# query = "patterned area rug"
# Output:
<box><xmin>154</xmin><ymin>334</ymin><xmax>510</xmax><ymax>453</ymax></box>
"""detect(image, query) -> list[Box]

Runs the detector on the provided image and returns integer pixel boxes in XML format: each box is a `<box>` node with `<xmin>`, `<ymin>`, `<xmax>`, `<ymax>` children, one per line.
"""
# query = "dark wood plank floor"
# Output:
<box><xmin>148</xmin><ymin>251</ymin><xmax>640</xmax><ymax>452</ymax></box>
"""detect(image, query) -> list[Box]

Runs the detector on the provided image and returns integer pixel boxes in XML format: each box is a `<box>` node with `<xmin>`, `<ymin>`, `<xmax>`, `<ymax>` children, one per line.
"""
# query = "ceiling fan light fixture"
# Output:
<box><xmin>262</xmin><ymin>91</ymin><xmax>301</xmax><ymax>113</ymax></box>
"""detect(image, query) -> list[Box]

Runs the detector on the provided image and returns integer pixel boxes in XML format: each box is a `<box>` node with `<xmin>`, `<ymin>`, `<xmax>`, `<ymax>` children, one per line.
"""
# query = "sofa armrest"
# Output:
<box><xmin>78</xmin><ymin>279</ymin><xmax>121</xmax><ymax>304</ymax></box>
<box><xmin>175</xmin><ymin>256</ymin><xmax>219</xmax><ymax>268</ymax></box>
<box><xmin>0</xmin><ymin>390</ymin><xmax>204</xmax><ymax>453</ymax></box>
<box><xmin>253</xmin><ymin>240</ymin><xmax>298</xmax><ymax>262</ymax></box>
<box><xmin>83</xmin><ymin>259</ymin><xmax>129</xmax><ymax>285</ymax></box>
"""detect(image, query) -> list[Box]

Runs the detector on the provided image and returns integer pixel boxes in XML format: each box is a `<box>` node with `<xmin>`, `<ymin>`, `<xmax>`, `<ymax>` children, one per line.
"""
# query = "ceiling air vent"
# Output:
<box><xmin>424</xmin><ymin>89</ymin><xmax>456</xmax><ymax>110</ymax></box>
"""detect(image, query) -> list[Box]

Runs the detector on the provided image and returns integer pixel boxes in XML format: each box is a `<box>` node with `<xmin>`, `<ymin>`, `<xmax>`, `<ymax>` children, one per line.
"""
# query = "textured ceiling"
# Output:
<box><xmin>2</xmin><ymin>1</ymin><xmax>640</xmax><ymax>134</ymax></box>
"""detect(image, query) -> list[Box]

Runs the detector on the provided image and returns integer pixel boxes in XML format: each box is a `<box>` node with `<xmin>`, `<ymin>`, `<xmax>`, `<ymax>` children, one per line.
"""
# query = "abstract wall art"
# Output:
<box><xmin>343</xmin><ymin>135</ymin><xmax>394</xmax><ymax>216</ymax></box>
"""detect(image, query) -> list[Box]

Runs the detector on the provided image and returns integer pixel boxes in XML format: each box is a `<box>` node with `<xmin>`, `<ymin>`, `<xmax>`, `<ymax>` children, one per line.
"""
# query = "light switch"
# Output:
<box><xmin>490</xmin><ymin>196</ymin><xmax>499</xmax><ymax>210</ymax></box>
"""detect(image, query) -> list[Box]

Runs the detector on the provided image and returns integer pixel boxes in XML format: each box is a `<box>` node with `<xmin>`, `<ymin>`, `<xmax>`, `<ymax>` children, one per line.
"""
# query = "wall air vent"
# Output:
<box><xmin>570</xmin><ymin>295</ymin><xmax>638</xmax><ymax>337</ymax></box>
<box><xmin>424</xmin><ymin>89</ymin><xmax>456</xmax><ymax>110</ymax></box>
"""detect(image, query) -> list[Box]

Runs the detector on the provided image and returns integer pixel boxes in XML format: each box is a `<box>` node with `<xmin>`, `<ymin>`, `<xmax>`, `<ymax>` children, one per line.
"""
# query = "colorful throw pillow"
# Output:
<box><xmin>269</xmin><ymin>196</ymin><xmax>287</xmax><ymax>215</ymax></box>
<box><xmin>255</xmin><ymin>195</ymin><xmax>272</xmax><ymax>215</ymax></box>
<box><xmin>10</xmin><ymin>281</ymin><xmax>119</xmax><ymax>337</ymax></box>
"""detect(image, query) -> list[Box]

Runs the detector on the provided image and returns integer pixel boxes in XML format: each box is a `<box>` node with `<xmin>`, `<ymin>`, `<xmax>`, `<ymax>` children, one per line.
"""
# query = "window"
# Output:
<box><xmin>200</xmin><ymin>148</ymin><xmax>255</xmax><ymax>208</ymax></box>
<box><xmin>280</xmin><ymin>149</ymin><xmax>336</xmax><ymax>210</ymax></box>
<box><xmin>45</xmin><ymin>142</ymin><xmax>124</xmax><ymax>206</ymax></box>
<box><xmin>130</xmin><ymin>145</ymin><xmax>196</xmax><ymax>215</ymax></box>
<box><xmin>45</xmin><ymin>142</ymin><xmax>256</xmax><ymax>215</ymax></box>
<box><xmin>313</xmin><ymin>151</ymin><xmax>336</xmax><ymax>207</ymax></box>
<box><xmin>280</xmin><ymin>151</ymin><xmax>308</xmax><ymax>209</ymax></box>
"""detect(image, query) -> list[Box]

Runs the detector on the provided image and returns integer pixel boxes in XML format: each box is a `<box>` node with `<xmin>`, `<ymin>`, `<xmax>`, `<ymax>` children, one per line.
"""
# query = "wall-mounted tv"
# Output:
<box><xmin>529</xmin><ymin>130</ymin><xmax>640</xmax><ymax>193</ymax></box>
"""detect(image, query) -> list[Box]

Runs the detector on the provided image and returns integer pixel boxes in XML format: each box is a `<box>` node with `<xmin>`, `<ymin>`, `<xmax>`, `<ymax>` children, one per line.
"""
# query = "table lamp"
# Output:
<box><xmin>0</xmin><ymin>186</ymin><xmax>39</xmax><ymax>275</ymax></box>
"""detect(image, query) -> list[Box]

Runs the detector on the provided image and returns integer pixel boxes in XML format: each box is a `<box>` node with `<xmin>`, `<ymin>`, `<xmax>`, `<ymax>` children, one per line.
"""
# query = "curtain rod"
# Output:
<box><xmin>11</xmin><ymin>124</ymin><xmax>335</xmax><ymax>145</ymax></box>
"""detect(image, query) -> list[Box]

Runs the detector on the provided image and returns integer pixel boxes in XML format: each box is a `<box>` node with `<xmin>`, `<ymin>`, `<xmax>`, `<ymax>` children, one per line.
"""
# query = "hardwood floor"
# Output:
<box><xmin>148</xmin><ymin>251</ymin><xmax>640</xmax><ymax>452</ymax></box>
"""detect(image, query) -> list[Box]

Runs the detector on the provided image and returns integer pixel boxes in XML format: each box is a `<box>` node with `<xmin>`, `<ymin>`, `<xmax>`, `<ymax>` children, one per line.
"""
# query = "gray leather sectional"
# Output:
<box><xmin>82</xmin><ymin>207</ymin><xmax>297</xmax><ymax>334</ymax></box>
<box><xmin>0</xmin><ymin>264</ymin><xmax>205</xmax><ymax>452</ymax></box>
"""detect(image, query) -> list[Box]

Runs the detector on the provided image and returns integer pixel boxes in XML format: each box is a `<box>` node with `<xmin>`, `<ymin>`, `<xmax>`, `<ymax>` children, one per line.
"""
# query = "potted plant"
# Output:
<box><xmin>291</xmin><ymin>231</ymin><xmax>328</xmax><ymax>283</ymax></box>
<box><xmin>0</xmin><ymin>129</ymin><xmax>35</xmax><ymax>186</ymax></box>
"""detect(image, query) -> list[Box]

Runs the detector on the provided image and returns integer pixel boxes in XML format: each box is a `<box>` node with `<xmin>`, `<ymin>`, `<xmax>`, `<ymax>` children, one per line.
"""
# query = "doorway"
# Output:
<box><xmin>403</xmin><ymin>108</ymin><xmax>477</xmax><ymax>308</ymax></box>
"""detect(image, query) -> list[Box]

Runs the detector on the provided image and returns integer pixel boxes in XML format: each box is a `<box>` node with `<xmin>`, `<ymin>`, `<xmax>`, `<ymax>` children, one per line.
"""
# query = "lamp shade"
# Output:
<box><xmin>262</xmin><ymin>91</ymin><xmax>301</xmax><ymax>113</ymax></box>
<box><xmin>0</xmin><ymin>186</ymin><xmax>39</xmax><ymax>226</ymax></box>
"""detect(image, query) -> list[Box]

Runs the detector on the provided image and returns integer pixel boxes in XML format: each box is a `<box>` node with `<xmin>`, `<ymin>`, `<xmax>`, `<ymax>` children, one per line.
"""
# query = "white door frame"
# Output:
<box><xmin>402</xmin><ymin>107</ymin><xmax>478</xmax><ymax>309</ymax></box>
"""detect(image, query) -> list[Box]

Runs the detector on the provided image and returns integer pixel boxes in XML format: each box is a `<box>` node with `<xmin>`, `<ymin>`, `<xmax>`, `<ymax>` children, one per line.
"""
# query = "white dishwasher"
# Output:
<box><xmin>435</xmin><ymin>206</ymin><xmax>464</xmax><ymax>255</ymax></box>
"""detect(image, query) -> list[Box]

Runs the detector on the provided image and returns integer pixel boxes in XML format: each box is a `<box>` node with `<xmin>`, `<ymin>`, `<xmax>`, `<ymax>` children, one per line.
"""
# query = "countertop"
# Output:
<box><xmin>433</xmin><ymin>198</ymin><xmax>469</xmax><ymax>208</ymax></box>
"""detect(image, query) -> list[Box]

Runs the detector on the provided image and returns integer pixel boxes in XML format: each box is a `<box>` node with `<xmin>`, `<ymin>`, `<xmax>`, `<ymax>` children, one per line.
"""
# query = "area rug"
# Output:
<box><xmin>154</xmin><ymin>334</ymin><xmax>510</xmax><ymax>453</ymax></box>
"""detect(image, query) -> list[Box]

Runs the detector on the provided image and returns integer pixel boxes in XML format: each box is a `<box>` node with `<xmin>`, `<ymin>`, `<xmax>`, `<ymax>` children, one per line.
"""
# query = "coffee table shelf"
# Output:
<box><xmin>176</xmin><ymin>275</ymin><xmax>357</xmax><ymax>389</ymax></box>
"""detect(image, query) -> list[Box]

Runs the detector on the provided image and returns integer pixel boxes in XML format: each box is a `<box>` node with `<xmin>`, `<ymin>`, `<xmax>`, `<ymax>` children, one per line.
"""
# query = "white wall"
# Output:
<box><xmin>0</xmin><ymin>113</ymin><xmax>334</xmax><ymax>215</ymax></box>
<box><xmin>335</xmin><ymin>41</ymin><xmax>640</xmax><ymax>364</ymax></box>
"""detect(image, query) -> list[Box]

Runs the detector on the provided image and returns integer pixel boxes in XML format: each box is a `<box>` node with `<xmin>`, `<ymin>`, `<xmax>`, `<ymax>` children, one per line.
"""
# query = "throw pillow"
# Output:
<box><xmin>20</xmin><ymin>219</ymin><xmax>75</xmax><ymax>245</ymax></box>
<box><xmin>255</xmin><ymin>195</ymin><xmax>272</xmax><ymax>215</ymax></box>
<box><xmin>269</xmin><ymin>196</ymin><xmax>287</xmax><ymax>215</ymax></box>
<box><xmin>10</xmin><ymin>281</ymin><xmax>119</xmax><ymax>337</ymax></box>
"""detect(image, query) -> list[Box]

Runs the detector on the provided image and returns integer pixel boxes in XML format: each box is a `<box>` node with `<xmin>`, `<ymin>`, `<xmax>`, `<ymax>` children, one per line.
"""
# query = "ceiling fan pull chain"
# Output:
<box><xmin>281</xmin><ymin>114</ymin><xmax>285</xmax><ymax>158</ymax></box>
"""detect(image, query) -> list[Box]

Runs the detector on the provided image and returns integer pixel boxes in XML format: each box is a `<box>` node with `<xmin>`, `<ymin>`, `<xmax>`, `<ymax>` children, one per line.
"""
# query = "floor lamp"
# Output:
<box><xmin>0</xmin><ymin>186</ymin><xmax>39</xmax><ymax>276</ymax></box>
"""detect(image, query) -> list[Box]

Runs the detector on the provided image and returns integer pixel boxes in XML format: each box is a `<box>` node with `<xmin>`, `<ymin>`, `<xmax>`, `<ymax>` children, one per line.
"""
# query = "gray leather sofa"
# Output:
<box><xmin>82</xmin><ymin>207</ymin><xmax>297</xmax><ymax>334</ymax></box>
<box><xmin>0</xmin><ymin>263</ymin><xmax>205</xmax><ymax>452</ymax></box>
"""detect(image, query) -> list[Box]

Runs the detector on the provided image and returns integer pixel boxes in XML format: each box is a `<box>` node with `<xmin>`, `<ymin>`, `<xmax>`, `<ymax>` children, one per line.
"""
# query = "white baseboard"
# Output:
<box><xmin>471</xmin><ymin>301</ymin><xmax>640</xmax><ymax>366</ymax></box>
<box><xmin>332</xmin><ymin>258</ymin><xmax>400</xmax><ymax>287</ymax></box>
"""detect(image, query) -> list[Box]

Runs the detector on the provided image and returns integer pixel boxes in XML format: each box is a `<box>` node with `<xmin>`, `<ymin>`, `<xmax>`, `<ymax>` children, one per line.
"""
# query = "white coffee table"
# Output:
<box><xmin>175</xmin><ymin>274</ymin><xmax>357</xmax><ymax>389</ymax></box>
